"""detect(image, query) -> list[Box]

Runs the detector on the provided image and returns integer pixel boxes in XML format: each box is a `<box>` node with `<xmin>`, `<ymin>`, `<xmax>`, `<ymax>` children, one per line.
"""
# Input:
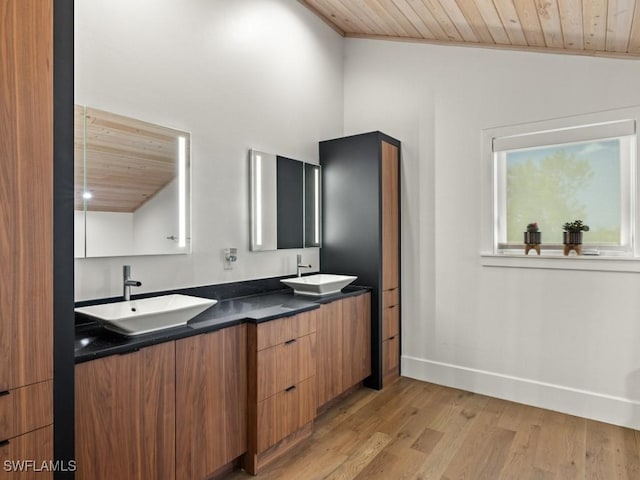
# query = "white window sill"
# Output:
<box><xmin>480</xmin><ymin>252</ymin><xmax>640</xmax><ymax>272</ymax></box>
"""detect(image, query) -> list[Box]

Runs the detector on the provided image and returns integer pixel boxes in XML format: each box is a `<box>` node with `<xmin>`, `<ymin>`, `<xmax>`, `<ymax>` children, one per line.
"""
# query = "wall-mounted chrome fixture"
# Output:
<box><xmin>224</xmin><ymin>247</ymin><xmax>238</xmax><ymax>270</ymax></box>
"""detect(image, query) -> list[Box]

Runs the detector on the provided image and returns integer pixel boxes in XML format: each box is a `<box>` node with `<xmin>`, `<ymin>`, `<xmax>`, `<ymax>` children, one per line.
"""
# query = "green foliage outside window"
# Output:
<box><xmin>505</xmin><ymin>140</ymin><xmax>621</xmax><ymax>244</ymax></box>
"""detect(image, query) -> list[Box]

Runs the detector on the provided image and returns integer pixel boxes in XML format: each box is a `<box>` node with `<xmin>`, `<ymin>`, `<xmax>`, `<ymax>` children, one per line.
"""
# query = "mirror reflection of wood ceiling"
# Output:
<box><xmin>74</xmin><ymin>105</ymin><xmax>184</xmax><ymax>213</ymax></box>
<box><xmin>300</xmin><ymin>0</ymin><xmax>640</xmax><ymax>59</ymax></box>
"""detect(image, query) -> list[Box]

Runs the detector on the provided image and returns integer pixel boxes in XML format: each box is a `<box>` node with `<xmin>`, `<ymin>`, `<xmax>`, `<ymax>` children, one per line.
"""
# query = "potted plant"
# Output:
<box><xmin>562</xmin><ymin>219</ymin><xmax>589</xmax><ymax>255</ymax></box>
<box><xmin>524</xmin><ymin>222</ymin><xmax>541</xmax><ymax>255</ymax></box>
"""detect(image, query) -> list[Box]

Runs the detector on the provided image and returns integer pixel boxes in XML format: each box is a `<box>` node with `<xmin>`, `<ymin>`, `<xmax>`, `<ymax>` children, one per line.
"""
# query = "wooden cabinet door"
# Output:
<box><xmin>0</xmin><ymin>0</ymin><xmax>53</xmax><ymax>394</ymax></box>
<box><xmin>176</xmin><ymin>325</ymin><xmax>247</xmax><ymax>479</ymax></box>
<box><xmin>342</xmin><ymin>294</ymin><xmax>372</xmax><ymax>389</ymax></box>
<box><xmin>381</xmin><ymin>141</ymin><xmax>399</xmax><ymax>292</ymax></box>
<box><xmin>316</xmin><ymin>302</ymin><xmax>343</xmax><ymax>408</ymax></box>
<box><xmin>381</xmin><ymin>141</ymin><xmax>400</xmax><ymax>387</ymax></box>
<box><xmin>75</xmin><ymin>342</ymin><xmax>176</xmax><ymax>480</ymax></box>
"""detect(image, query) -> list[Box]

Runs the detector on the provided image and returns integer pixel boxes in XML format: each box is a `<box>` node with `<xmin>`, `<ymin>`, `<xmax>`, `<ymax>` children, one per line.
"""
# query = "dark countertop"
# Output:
<box><xmin>75</xmin><ymin>286</ymin><xmax>369</xmax><ymax>364</ymax></box>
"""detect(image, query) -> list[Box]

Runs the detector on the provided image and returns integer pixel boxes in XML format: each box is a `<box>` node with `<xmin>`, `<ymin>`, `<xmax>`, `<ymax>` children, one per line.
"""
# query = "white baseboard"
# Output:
<box><xmin>402</xmin><ymin>355</ymin><xmax>640</xmax><ymax>430</ymax></box>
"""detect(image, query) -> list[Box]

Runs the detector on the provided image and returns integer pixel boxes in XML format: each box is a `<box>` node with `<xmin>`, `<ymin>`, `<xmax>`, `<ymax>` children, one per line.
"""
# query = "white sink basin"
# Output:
<box><xmin>75</xmin><ymin>294</ymin><xmax>217</xmax><ymax>336</ymax></box>
<box><xmin>281</xmin><ymin>274</ymin><xmax>357</xmax><ymax>296</ymax></box>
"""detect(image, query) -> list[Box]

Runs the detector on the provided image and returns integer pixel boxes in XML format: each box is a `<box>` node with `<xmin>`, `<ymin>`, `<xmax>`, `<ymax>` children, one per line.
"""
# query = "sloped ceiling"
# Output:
<box><xmin>301</xmin><ymin>0</ymin><xmax>640</xmax><ymax>59</ymax></box>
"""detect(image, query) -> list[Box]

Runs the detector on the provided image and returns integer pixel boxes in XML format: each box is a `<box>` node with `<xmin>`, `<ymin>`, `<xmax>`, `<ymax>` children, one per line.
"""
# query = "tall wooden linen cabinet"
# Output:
<box><xmin>0</xmin><ymin>0</ymin><xmax>55</xmax><ymax>475</ymax></box>
<box><xmin>320</xmin><ymin>132</ymin><xmax>401</xmax><ymax>389</ymax></box>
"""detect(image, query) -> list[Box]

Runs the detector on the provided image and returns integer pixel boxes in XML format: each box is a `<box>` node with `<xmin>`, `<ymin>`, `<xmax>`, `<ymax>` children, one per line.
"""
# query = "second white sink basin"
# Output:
<box><xmin>75</xmin><ymin>294</ymin><xmax>217</xmax><ymax>336</ymax></box>
<box><xmin>281</xmin><ymin>274</ymin><xmax>357</xmax><ymax>296</ymax></box>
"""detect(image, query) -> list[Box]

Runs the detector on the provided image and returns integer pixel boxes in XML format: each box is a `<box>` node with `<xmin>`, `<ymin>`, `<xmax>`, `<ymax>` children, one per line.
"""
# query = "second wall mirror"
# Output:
<box><xmin>250</xmin><ymin>149</ymin><xmax>321</xmax><ymax>251</ymax></box>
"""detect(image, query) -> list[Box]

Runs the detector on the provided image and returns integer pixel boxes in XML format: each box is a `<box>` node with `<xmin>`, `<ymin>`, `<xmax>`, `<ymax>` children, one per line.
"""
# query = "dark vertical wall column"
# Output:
<box><xmin>54</xmin><ymin>0</ymin><xmax>75</xmax><ymax>478</ymax></box>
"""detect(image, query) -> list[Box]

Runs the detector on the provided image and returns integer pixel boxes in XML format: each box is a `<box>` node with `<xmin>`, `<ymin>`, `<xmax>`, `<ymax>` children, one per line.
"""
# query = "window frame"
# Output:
<box><xmin>481</xmin><ymin>106</ymin><xmax>640</xmax><ymax>270</ymax></box>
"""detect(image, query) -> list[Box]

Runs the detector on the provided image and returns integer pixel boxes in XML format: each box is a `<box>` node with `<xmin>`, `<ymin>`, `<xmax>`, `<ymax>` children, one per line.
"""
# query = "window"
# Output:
<box><xmin>483</xmin><ymin>108</ymin><xmax>640</xmax><ymax>260</ymax></box>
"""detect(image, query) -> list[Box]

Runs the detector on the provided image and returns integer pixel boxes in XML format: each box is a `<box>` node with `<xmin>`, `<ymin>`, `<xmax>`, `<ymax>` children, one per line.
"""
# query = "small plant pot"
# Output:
<box><xmin>523</xmin><ymin>231</ymin><xmax>541</xmax><ymax>244</ymax></box>
<box><xmin>563</xmin><ymin>232</ymin><xmax>583</xmax><ymax>245</ymax></box>
<box><xmin>563</xmin><ymin>231</ymin><xmax>583</xmax><ymax>256</ymax></box>
<box><xmin>523</xmin><ymin>231</ymin><xmax>541</xmax><ymax>255</ymax></box>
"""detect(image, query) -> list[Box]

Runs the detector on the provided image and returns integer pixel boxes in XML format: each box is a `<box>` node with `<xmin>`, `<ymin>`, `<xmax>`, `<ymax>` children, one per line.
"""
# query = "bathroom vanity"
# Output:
<box><xmin>74</xmin><ymin>283</ymin><xmax>370</xmax><ymax>479</ymax></box>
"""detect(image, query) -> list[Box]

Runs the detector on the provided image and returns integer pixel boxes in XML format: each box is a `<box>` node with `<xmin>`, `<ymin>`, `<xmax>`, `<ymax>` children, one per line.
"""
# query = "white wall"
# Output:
<box><xmin>74</xmin><ymin>0</ymin><xmax>343</xmax><ymax>300</ymax></box>
<box><xmin>344</xmin><ymin>39</ymin><xmax>640</xmax><ymax>429</ymax></box>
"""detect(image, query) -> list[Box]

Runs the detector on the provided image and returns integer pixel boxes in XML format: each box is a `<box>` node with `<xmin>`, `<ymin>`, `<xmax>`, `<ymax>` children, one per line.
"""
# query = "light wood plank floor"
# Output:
<box><xmin>229</xmin><ymin>377</ymin><xmax>640</xmax><ymax>480</ymax></box>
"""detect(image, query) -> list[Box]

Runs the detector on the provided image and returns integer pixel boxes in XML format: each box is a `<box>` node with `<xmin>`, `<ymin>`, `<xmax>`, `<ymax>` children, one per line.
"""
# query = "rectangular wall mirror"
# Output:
<box><xmin>74</xmin><ymin>105</ymin><xmax>192</xmax><ymax>258</ymax></box>
<box><xmin>249</xmin><ymin>149</ymin><xmax>321</xmax><ymax>251</ymax></box>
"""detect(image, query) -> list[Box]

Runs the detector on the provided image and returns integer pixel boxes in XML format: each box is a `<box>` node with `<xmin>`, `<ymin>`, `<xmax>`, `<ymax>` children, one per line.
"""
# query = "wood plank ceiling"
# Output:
<box><xmin>300</xmin><ymin>0</ymin><xmax>640</xmax><ymax>59</ymax></box>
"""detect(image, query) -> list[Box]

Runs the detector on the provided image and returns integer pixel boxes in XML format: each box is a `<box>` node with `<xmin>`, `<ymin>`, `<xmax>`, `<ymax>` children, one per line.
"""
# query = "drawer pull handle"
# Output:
<box><xmin>285</xmin><ymin>385</ymin><xmax>297</xmax><ymax>392</ymax></box>
<box><xmin>0</xmin><ymin>440</ymin><xmax>9</xmax><ymax>448</ymax></box>
<box><xmin>284</xmin><ymin>338</ymin><xmax>297</xmax><ymax>345</ymax></box>
<box><xmin>387</xmin><ymin>305</ymin><xmax>397</xmax><ymax>309</ymax></box>
<box><xmin>388</xmin><ymin>336</ymin><xmax>396</xmax><ymax>340</ymax></box>
<box><xmin>0</xmin><ymin>390</ymin><xmax>9</xmax><ymax>397</ymax></box>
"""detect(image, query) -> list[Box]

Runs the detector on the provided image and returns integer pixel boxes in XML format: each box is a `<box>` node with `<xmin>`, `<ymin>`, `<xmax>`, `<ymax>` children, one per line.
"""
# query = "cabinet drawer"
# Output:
<box><xmin>382</xmin><ymin>305</ymin><xmax>399</xmax><ymax>340</ymax></box>
<box><xmin>257</xmin><ymin>333</ymin><xmax>316</xmax><ymax>401</ymax></box>
<box><xmin>0</xmin><ymin>380</ymin><xmax>52</xmax><ymax>442</ymax></box>
<box><xmin>382</xmin><ymin>288</ymin><xmax>399</xmax><ymax>308</ymax></box>
<box><xmin>256</xmin><ymin>377</ymin><xmax>316</xmax><ymax>452</ymax></box>
<box><xmin>0</xmin><ymin>425</ymin><xmax>53</xmax><ymax>479</ymax></box>
<box><xmin>256</xmin><ymin>310</ymin><xmax>317</xmax><ymax>351</ymax></box>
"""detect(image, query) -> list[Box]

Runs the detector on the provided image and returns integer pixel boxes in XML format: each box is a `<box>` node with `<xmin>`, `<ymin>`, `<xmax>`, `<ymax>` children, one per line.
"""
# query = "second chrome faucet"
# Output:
<box><xmin>296</xmin><ymin>254</ymin><xmax>312</xmax><ymax>277</ymax></box>
<box><xmin>123</xmin><ymin>265</ymin><xmax>142</xmax><ymax>301</ymax></box>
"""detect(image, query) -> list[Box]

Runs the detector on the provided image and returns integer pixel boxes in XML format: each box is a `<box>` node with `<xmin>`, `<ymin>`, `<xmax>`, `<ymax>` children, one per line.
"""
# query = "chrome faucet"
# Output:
<box><xmin>123</xmin><ymin>265</ymin><xmax>142</xmax><ymax>301</ymax></box>
<box><xmin>296</xmin><ymin>254</ymin><xmax>312</xmax><ymax>277</ymax></box>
